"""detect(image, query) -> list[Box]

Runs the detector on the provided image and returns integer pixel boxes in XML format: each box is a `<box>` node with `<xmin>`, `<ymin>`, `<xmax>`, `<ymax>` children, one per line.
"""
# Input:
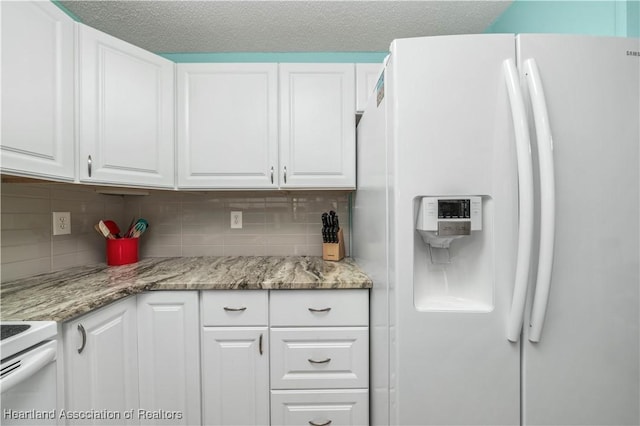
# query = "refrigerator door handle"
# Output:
<box><xmin>503</xmin><ymin>58</ymin><xmax>535</xmax><ymax>343</ymax></box>
<box><xmin>524</xmin><ymin>58</ymin><xmax>556</xmax><ymax>343</ymax></box>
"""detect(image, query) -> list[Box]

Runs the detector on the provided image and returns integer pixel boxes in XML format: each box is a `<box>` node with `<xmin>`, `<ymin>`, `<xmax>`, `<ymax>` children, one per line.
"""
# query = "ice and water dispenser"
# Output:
<box><xmin>414</xmin><ymin>196</ymin><xmax>494</xmax><ymax>312</ymax></box>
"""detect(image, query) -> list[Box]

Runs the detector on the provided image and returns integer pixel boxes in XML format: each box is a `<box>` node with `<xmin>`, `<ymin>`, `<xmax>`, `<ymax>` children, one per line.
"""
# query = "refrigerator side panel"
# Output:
<box><xmin>519</xmin><ymin>34</ymin><xmax>640</xmax><ymax>426</ymax></box>
<box><xmin>389</xmin><ymin>34</ymin><xmax>520</xmax><ymax>426</ymax></box>
<box><xmin>353</xmin><ymin>63</ymin><xmax>390</xmax><ymax>426</ymax></box>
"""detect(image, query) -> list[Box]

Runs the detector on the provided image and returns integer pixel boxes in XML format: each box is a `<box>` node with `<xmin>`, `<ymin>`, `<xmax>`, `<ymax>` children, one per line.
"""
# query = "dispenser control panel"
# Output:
<box><xmin>438</xmin><ymin>199</ymin><xmax>471</xmax><ymax>219</ymax></box>
<box><xmin>417</xmin><ymin>196</ymin><xmax>482</xmax><ymax>235</ymax></box>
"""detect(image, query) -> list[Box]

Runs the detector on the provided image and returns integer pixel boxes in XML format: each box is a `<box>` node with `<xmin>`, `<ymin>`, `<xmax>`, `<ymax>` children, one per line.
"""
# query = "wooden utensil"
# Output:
<box><xmin>98</xmin><ymin>220</ymin><xmax>115</xmax><ymax>239</ymax></box>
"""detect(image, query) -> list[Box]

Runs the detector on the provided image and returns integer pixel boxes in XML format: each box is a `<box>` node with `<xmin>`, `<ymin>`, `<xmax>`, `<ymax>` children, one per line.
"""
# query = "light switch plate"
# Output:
<box><xmin>52</xmin><ymin>212</ymin><xmax>71</xmax><ymax>235</ymax></box>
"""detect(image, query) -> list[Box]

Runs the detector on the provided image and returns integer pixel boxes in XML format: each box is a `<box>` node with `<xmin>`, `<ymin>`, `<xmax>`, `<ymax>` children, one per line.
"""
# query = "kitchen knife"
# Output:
<box><xmin>334</xmin><ymin>213</ymin><xmax>340</xmax><ymax>242</ymax></box>
<box><xmin>321</xmin><ymin>213</ymin><xmax>329</xmax><ymax>243</ymax></box>
<box><xmin>329</xmin><ymin>211</ymin><xmax>337</xmax><ymax>243</ymax></box>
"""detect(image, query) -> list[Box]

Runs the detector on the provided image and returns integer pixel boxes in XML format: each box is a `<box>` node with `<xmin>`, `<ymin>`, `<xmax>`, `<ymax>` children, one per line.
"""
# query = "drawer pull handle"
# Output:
<box><xmin>223</xmin><ymin>306</ymin><xmax>247</xmax><ymax>312</ymax></box>
<box><xmin>309</xmin><ymin>420</ymin><xmax>332</xmax><ymax>426</ymax></box>
<box><xmin>259</xmin><ymin>333</ymin><xmax>263</xmax><ymax>355</ymax></box>
<box><xmin>308</xmin><ymin>307</ymin><xmax>331</xmax><ymax>313</ymax></box>
<box><xmin>308</xmin><ymin>358</ymin><xmax>331</xmax><ymax>364</ymax></box>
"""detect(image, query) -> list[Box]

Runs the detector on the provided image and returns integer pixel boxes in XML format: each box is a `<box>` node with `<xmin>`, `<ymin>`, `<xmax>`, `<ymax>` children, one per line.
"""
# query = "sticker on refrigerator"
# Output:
<box><xmin>376</xmin><ymin>73</ymin><xmax>385</xmax><ymax>107</ymax></box>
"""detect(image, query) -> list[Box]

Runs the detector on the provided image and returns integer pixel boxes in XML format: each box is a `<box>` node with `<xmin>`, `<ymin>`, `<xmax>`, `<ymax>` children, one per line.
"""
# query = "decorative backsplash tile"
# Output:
<box><xmin>1</xmin><ymin>181</ymin><xmax>351</xmax><ymax>282</ymax></box>
<box><xmin>125</xmin><ymin>190</ymin><xmax>351</xmax><ymax>258</ymax></box>
<box><xmin>1</xmin><ymin>182</ymin><xmax>126</xmax><ymax>282</ymax></box>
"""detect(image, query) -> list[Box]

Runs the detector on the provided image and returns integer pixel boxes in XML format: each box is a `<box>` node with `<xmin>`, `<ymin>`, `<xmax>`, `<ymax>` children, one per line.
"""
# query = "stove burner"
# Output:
<box><xmin>1</xmin><ymin>324</ymin><xmax>31</xmax><ymax>340</ymax></box>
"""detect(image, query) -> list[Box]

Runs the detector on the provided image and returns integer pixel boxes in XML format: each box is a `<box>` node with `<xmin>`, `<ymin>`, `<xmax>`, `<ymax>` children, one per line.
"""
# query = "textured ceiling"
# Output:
<box><xmin>58</xmin><ymin>1</ymin><xmax>513</xmax><ymax>53</ymax></box>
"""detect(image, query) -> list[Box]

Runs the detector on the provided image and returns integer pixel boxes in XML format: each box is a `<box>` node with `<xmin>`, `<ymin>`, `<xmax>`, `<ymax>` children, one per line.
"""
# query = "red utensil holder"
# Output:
<box><xmin>106</xmin><ymin>238</ymin><xmax>138</xmax><ymax>266</ymax></box>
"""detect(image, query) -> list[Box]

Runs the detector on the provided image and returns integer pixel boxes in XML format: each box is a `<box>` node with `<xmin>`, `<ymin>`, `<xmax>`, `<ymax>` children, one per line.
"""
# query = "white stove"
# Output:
<box><xmin>1</xmin><ymin>321</ymin><xmax>58</xmax><ymax>426</ymax></box>
<box><xmin>1</xmin><ymin>321</ymin><xmax>57</xmax><ymax>360</ymax></box>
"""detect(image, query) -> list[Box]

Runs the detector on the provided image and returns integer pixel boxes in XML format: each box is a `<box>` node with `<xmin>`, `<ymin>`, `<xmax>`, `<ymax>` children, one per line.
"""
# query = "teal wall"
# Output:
<box><xmin>486</xmin><ymin>0</ymin><xmax>638</xmax><ymax>37</ymax></box>
<box><xmin>51</xmin><ymin>1</ymin><xmax>80</xmax><ymax>21</ymax></box>
<box><xmin>159</xmin><ymin>52</ymin><xmax>388</xmax><ymax>63</ymax></box>
<box><xmin>629</xmin><ymin>0</ymin><xmax>640</xmax><ymax>36</ymax></box>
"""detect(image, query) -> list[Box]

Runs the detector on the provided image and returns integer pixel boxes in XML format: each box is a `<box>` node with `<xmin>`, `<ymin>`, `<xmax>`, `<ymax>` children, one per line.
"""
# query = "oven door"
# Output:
<box><xmin>1</xmin><ymin>340</ymin><xmax>57</xmax><ymax>425</ymax></box>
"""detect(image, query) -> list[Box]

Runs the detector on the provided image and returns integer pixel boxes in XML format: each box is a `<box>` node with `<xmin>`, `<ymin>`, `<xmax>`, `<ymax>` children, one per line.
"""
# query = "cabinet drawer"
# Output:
<box><xmin>201</xmin><ymin>290</ymin><xmax>267</xmax><ymax>326</ymax></box>
<box><xmin>271</xmin><ymin>389</ymin><xmax>368</xmax><ymax>426</ymax></box>
<box><xmin>270</xmin><ymin>290</ymin><xmax>368</xmax><ymax>326</ymax></box>
<box><xmin>271</xmin><ymin>327</ymin><xmax>368</xmax><ymax>389</ymax></box>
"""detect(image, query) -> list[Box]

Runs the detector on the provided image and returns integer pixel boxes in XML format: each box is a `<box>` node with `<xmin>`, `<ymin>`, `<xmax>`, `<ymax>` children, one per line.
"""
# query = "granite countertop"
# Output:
<box><xmin>0</xmin><ymin>256</ymin><xmax>372</xmax><ymax>322</ymax></box>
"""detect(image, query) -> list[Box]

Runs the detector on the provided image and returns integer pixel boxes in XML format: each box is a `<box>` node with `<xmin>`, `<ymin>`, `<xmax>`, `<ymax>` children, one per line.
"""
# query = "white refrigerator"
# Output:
<box><xmin>353</xmin><ymin>34</ymin><xmax>639</xmax><ymax>425</ymax></box>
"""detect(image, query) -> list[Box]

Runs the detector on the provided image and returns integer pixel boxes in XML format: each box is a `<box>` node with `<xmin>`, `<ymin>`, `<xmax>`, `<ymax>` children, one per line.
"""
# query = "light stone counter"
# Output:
<box><xmin>0</xmin><ymin>256</ymin><xmax>372</xmax><ymax>322</ymax></box>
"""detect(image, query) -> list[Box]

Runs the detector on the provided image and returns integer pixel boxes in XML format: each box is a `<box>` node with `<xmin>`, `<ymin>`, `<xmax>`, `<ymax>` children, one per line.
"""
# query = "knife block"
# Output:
<box><xmin>322</xmin><ymin>228</ymin><xmax>345</xmax><ymax>261</ymax></box>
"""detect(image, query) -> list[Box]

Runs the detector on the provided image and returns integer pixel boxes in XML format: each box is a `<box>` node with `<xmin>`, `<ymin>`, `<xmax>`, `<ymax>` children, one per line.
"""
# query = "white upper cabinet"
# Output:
<box><xmin>177</xmin><ymin>63</ymin><xmax>279</xmax><ymax>189</ymax></box>
<box><xmin>279</xmin><ymin>63</ymin><xmax>356</xmax><ymax>189</ymax></box>
<box><xmin>177</xmin><ymin>63</ymin><xmax>356</xmax><ymax>190</ymax></box>
<box><xmin>77</xmin><ymin>24</ymin><xmax>175</xmax><ymax>188</ymax></box>
<box><xmin>356</xmin><ymin>63</ymin><xmax>384</xmax><ymax>112</ymax></box>
<box><xmin>0</xmin><ymin>1</ymin><xmax>75</xmax><ymax>181</ymax></box>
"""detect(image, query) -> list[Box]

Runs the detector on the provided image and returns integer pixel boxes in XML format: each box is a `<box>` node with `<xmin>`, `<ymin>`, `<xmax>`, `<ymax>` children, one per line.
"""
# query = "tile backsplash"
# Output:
<box><xmin>1</xmin><ymin>181</ymin><xmax>350</xmax><ymax>282</ymax></box>
<box><xmin>125</xmin><ymin>190</ymin><xmax>350</xmax><ymax>258</ymax></box>
<box><xmin>1</xmin><ymin>182</ymin><xmax>126</xmax><ymax>282</ymax></box>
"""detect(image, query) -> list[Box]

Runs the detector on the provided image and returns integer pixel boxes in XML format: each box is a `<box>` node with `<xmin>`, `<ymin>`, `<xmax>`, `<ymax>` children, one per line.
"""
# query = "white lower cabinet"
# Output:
<box><xmin>63</xmin><ymin>297</ymin><xmax>139</xmax><ymax>425</ymax></box>
<box><xmin>137</xmin><ymin>292</ymin><xmax>200</xmax><ymax>425</ymax></box>
<box><xmin>201</xmin><ymin>327</ymin><xmax>269</xmax><ymax>425</ymax></box>
<box><xmin>270</xmin><ymin>290</ymin><xmax>369</xmax><ymax>426</ymax></box>
<box><xmin>201</xmin><ymin>291</ymin><xmax>270</xmax><ymax>426</ymax></box>
<box><xmin>62</xmin><ymin>289</ymin><xmax>368</xmax><ymax>426</ymax></box>
<box><xmin>271</xmin><ymin>389</ymin><xmax>369</xmax><ymax>426</ymax></box>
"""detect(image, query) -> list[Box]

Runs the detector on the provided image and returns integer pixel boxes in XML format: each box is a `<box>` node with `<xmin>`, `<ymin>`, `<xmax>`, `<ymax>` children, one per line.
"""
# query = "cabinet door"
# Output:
<box><xmin>271</xmin><ymin>389</ymin><xmax>369</xmax><ymax>426</ymax></box>
<box><xmin>78</xmin><ymin>24</ymin><xmax>174</xmax><ymax>188</ymax></box>
<box><xmin>202</xmin><ymin>327</ymin><xmax>269</xmax><ymax>425</ymax></box>
<box><xmin>137</xmin><ymin>292</ymin><xmax>200</xmax><ymax>425</ymax></box>
<box><xmin>279</xmin><ymin>64</ymin><xmax>355</xmax><ymax>189</ymax></box>
<box><xmin>63</xmin><ymin>297</ymin><xmax>138</xmax><ymax>425</ymax></box>
<box><xmin>0</xmin><ymin>1</ymin><xmax>75</xmax><ymax>181</ymax></box>
<box><xmin>356</xmin><ymin>63</ymin><xmax>384</xmax><ymax>112</ymax></box>
<box><xmin>177</xmin><ymin>64</ymin><xmax>278</xmax><ymax>189</ymax></box>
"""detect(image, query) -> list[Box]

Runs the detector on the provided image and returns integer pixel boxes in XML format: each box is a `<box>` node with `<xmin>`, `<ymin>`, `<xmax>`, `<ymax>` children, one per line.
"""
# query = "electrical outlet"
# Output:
<box><xmin>230</xmin><ymin>211</ymin><xmax>242</xmax><ymax>229</ymax></box>
<box><xmin>52</xmin><ymin>212</ymin><xmax>71</xmax><ymax>236</ymax></box>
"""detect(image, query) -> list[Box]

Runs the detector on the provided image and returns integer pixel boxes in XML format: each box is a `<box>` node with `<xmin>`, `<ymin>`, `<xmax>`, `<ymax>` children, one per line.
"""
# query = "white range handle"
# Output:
<box><xmin>0</xmin><ymin>345</ymin><xmax>57</xmax><ymax>393</ymax></box>
<box><xmin>524</xmin><ymin>58</ymin><xmax>556</xmax><ymax>343</ymax></box>
<box><xmin>503</xmin><ymin>58</ymin><xmax>535</xmax><ymax>343</ymax></box>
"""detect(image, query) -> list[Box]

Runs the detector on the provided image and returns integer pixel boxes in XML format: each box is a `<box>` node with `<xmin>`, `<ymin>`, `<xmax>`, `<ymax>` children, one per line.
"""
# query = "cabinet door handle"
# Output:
<box><xmin>283</xmin><ymin>166</ymin><xmax>287</xmax><ymax>184</ymax></box>
<box><xmin>309</xmin><ymin>420</ymin><xmax>332</xmax><ymax>426</ymax></box>
<box><xmin>87</xmin><ymin>155</ymin><xmax>92</xmax><ymax>177</ymax></box>
<box><xmin>77</xmin><ymin>324</ymin><xmax>87</xmax><ymax>354</ymax></box>
<box><xmin>259</xmin><ymin>333</ymin><xmax>263</xmax><ymax>355</ymax></box>
<box><xmin>308</xmin><ymin>358</ymin><xmax>331</xmax><ymax>364</ymax></box>
<box><xmin>270</xmin><ymin>166</ymin><xmax>274</xmax><ymax>184</ymax></box>
<box><xmin>308</xmin><ymin>307</ymin><xmax>331</xmax><ymax>313</ymax></box>
<box><xmin>223</xmin><ymin>306</ymin><xmax>247</xmax><ymax>312</ymax></box>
